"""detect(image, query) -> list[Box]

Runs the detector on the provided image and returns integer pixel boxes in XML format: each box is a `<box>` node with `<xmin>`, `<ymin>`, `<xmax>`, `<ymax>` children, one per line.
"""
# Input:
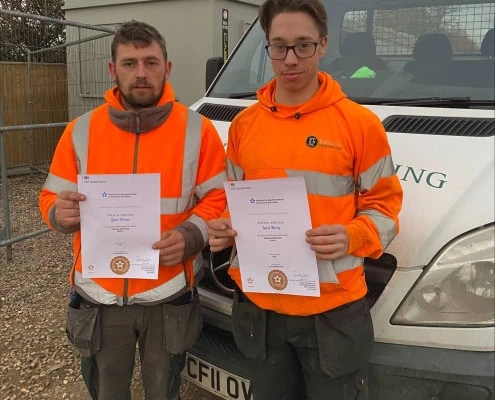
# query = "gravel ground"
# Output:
<box><xmin>0</xmin><ymin>174</ymin><xmax>220</xmax><ymax>400</ymax></box>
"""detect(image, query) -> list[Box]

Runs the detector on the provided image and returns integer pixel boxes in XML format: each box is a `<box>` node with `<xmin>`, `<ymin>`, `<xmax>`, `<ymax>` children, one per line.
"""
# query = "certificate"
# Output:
<box><xmin>224</xmin><ymin>177</ymin><xmax>320</xmax><ymax>296</ymax></box>
<box><xmin>78</xmin><ymin>174</ymin><xmax>160</xmax><ymax>279</ymax></box>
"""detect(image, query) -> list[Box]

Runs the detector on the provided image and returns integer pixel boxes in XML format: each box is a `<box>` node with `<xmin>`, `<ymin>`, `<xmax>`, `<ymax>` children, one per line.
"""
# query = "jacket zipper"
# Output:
<box><xmin>123</xmin><ymin>112</ymin><xmax>141</xmax><ymax>305</ymax></box>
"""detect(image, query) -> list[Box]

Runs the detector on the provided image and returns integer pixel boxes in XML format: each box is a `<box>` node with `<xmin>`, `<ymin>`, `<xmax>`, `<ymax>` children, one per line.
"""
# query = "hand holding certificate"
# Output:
<box><xmin>224</xmin><ymin>177</ymin><xmax>320</xmax><ymax>297</ymax></box>
<box><xmin>78</xmin><ymin>174</ymin><xmax>160</xmax><ymax>279</ymax></box>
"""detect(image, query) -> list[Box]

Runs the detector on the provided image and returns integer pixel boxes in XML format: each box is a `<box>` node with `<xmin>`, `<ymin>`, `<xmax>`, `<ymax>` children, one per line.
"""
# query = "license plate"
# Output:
<box><xmin>182</xmin><ymin>352</ymin><xmax>253</xmax><ymax>400</ymax></box>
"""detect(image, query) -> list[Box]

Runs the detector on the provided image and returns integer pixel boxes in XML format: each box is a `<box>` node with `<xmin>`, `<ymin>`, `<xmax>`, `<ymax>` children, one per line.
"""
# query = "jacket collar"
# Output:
<box><xmin>104</xmin><ymin>82</ymin><xmax>176</xmax><ymax>134</ymax></box>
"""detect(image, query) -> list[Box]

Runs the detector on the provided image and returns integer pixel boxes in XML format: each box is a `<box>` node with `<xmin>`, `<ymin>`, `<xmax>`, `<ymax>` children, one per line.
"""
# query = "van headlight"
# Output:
<box><xmin>392</xmin><ymin>225</ymin><xmax>494</xmax><ymax>327</ymax></box>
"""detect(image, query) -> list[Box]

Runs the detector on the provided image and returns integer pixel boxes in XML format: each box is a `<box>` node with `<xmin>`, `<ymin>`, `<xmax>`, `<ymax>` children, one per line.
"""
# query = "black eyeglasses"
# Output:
<box><xmin>265</xmin><ymin>39</ymin><xmax>322</xmax><ymax>60</ymax></box>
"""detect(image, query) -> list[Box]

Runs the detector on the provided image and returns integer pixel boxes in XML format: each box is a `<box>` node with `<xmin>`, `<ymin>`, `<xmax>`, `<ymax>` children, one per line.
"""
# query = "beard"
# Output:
<box><xmin>116</xmin><ymin>75</ymin><xmax>166</xmax><ymax>110</ymax></box>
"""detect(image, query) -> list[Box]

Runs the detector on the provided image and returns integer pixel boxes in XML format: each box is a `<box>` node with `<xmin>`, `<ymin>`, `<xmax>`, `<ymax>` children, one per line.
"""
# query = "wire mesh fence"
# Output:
<box><xmin>0</xmin><ymin>8</ymin><xmax>115</xmax><ymax>259</ymax></box>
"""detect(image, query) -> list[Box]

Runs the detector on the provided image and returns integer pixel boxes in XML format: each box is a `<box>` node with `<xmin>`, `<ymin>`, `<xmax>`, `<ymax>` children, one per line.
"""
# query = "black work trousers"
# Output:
<box><xmin>231</xmin><ymin>291</ymin><xmax>374</xmax><ymax>400</ymax></box>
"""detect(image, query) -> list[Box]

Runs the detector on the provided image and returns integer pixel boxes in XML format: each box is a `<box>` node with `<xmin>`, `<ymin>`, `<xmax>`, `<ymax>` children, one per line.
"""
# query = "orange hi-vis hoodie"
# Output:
<box><xmin>39</xmin><ymin>83</ymin><xmax>227</xmax><ymax>305</ymax></box>
<box><xmin>225</xmin><ymin>72</ymin><xmax>403</xmax><ymax>316</ymax></box>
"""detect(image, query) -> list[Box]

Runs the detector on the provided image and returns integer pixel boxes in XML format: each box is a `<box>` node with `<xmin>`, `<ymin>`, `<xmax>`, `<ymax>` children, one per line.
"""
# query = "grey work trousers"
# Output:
<box><xmin>66</xmin><ymin>290</ymin><xmax>202</xmax><ymax>400</ymax></box>
<box><xmin>89</xmin><ymin>303</ymin><xmax>184</xmax><ymax>400</ymax></box>
<box><xmin>231</xmin><ymin>292</ymin><xmax>374</xmax><ymax>400</ymax></box>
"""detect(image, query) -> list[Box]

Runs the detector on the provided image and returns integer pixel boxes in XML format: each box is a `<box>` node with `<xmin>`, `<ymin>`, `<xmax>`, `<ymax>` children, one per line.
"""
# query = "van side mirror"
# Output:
<box><xmin>206</xmin><ymin>57</ymin><xmax>224</xmax><ymax>91</ymax></box>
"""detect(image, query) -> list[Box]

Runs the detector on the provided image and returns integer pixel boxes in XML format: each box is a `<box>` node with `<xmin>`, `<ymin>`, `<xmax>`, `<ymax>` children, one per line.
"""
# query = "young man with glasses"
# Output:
<box><xmin>207</xmin><ymin>0</ymin><xmax>403</xmax><ymax>399</ymax></box>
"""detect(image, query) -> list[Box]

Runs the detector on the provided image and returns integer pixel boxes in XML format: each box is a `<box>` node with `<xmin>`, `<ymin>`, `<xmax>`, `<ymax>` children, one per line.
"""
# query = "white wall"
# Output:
<box><xmin>64</xmin><ymin>0</ymin><xmax>165</xmax><ymax>11</ymax></box>
<box><xmin>65</xmin><ymin>0</ymin><xmax>214</xmax><ymax>107</ymax></box>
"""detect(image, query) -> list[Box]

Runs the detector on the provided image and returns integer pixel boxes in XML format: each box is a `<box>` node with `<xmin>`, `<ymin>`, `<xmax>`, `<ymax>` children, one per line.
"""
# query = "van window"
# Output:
<box><xmin>343</xmin><ymin>4</ymin><xmax>494</xmax><ymax>56</ymax></box>
<box><xmin>208</xmin><ymin>0</ymin><xmax>495</xmax><ymax>104</ymax></box>
<box><xmin>210</xmin><ymin>23</ymin><xmax>274</xmax><ymax>97</ymax></box>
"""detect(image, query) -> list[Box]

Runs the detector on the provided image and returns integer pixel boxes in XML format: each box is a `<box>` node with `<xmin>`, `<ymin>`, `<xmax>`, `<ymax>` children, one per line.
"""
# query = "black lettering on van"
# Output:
<box><xmin>403</xmin><ymin>166</ymin><xmax>427</xmax><ymax>184</ymax></box>
<box><xmin>394</xmin><ymin>164</ymin><xmax>447</xmax><ymax>189</ymax></box>
<box><xmin>426</xmin><ymin>172</ymin><xmax>447</xmax><ymax>189</ymax></box>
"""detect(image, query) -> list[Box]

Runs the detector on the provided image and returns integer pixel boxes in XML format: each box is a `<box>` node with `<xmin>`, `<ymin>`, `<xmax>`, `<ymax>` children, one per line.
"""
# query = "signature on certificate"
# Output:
<box><xmin>293</xmin><ymin>272</ymin><xmax>310</xmax><ymax>281</ymax></box>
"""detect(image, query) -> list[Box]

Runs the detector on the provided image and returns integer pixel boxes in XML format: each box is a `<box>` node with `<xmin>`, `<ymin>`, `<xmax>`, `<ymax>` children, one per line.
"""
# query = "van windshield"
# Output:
<box><xmin>209</xmin><ymin>0</ymin><xmax>495</xmax><ymax>104</ymax></box>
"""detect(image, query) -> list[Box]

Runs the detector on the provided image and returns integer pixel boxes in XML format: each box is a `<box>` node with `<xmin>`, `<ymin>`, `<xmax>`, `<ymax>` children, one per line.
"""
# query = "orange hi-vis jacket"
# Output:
<box><xmin>40</xmin><ymin>83</ymin><xmax>227</xmax><ymax>306</ymax></box>
<box><xmin>225</xmin><ymin>72</ymin><xmax>403</xmax><ymax>316</ymax></box>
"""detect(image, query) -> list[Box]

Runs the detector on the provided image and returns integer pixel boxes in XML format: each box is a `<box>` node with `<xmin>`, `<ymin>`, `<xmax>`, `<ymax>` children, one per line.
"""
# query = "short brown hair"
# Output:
<box><xmin>259</xmin><ymin>0</ymin><xmax>328</xmax><ymax>40</ymax></box>
<box><xmin>111</xmin><ymin>20</ymin><xmax>168</xmax><ymax>61</ymax></box>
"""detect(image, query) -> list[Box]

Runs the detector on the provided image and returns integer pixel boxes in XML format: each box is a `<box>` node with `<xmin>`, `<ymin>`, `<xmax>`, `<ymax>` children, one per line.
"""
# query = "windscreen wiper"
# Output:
<box><xmin>228</xmin><ymin>92</ymin><xmax>258</xmax><ymax>99</ymax></box>
<box><xmin>351</xmin><ymin>97</ymin><xmax>495</xmax><ymax>107</ymax></box>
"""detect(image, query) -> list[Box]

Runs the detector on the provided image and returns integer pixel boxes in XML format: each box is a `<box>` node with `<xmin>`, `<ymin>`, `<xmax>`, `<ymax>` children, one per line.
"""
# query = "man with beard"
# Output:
<box><xmin>39</xmin><ymin>21</ymin><xmax>227</xmax><ymax>400</ymax></box>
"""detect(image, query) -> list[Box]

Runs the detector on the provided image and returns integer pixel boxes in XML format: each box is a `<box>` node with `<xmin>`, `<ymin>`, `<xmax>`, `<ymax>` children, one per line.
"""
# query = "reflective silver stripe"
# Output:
<box><xmin>193</xmin><ymin>252</ymin><xmax>204</xmax><ymax>271</ymax></box>
<box><xmin>71</xmin><ymin>111</ymin><xmax>92</xmax><ymax>174</ymax></box>
<box><xmin>43</xmin><ymin>173</ymin><xmax>78</xmax><ymax>193</ymax></box>
<box><xmin>285</xmin><ymin>169</ymin><xmax>355</xmax><ymax>197</ymax></box>
<box><xmin>160</xmin><ymin>196</ymin><xmax>191</xmax><ymax>215</ymax></box>
<box><xmin>130</xmin><ymin>273</ymin><xmax>186</xmax><ymax>304</ymax></box>
<box><xmin>161</xmin><ymin>113</ymin><xmax>212</xmax><ymax>215</ymax></box>
<box><xmin>230</xmin><ymin>255</ymin><xmax>361</xmax><ymax>284</ymax></box>
<box><xmin>316</xmin><ymin>260</ymin><xmax>339</xmax><ymax>283</ymax></box>
<box><xmin>196</xmin><ymin>171</ymin><xmax>227</xmax><ymax>199</ymax></box>
<box><xmin>74</xmin><ymin>271</ymin><xmax>121</xmax><ymax>305</ymax></box>
<box><xmin>358</xmin><ymin>155</ymin><xmax>395</xmax><ymax>192</ymax></box>
<box><xmin>227</xmin><ymin>158</ymin><xmax>244</xmax><ymax>180</ymax></box>
<box><xmin>75</xmin><ymin>258</ymin><xmax>204</xmax><ymax>305</ymax></box>
<box><xmin>358</xmin><ymin>209</ymin><xmax>397</xmax><ymax>249</ymax></box>
<box><xmin>316</xmin><ymin>255</ymin><xmax>363</xmax><ymax>283</ymax></box>
<box><xmin>129</xmin><ymin>256</ymin><xmax>203</xmax><ymax>304</ymax></box>
<box><xmin>334</xmin><ymin>255</ymin><xmax>363</xmax><ymax>273</ymax></box>
<box><xmin>187</xmin><ymin>214</ymin><xmax>208</xmax><ymax>243</ymax></box>
<box><xmin>230</xmin><ymin>255</ymin><xmax>239</xmax><ymax>267</ymax></box>
<box><xmin>182</xmin><ymin>110</ymin><xmax>202</xmax><ymax>195</ymax></box>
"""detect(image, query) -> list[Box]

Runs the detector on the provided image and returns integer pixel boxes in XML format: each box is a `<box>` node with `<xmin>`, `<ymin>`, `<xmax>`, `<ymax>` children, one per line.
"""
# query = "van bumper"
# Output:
<box><xmin>369</xmin><ymin>341</ymin><xmax>494</xmax><ymax>400</ymax></box>
<box><xmin>189</xmin><ymin>318</ymin><xmax>494</xmax><ymax>400</ymax></box>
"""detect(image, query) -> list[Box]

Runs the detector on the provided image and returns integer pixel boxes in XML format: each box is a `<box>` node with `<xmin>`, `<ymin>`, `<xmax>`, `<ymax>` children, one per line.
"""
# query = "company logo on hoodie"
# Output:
<box><xmin>306</xmin><ymin>136</ymin><xmax>342</xmax><ymax>150</ymax></box>
<box><xmin>306</xmin><ymin>136</ymin><xmax>318</xmax><ymax>148</ymax></box>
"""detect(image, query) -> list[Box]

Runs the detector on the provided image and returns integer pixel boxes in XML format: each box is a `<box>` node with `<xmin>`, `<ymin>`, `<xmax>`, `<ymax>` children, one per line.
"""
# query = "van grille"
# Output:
<box><xmin>382</xmin><ymin>115</ymin><xmax>495</xmax><ymax>137</ymax></box>
<box><xmin>197</xmin><ymin>103</ymin><xmax>246</xmax><ymax>122</ymax></box>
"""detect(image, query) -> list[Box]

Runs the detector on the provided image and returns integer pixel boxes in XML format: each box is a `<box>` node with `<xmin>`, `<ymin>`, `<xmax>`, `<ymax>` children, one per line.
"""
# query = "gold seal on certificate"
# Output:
<box><xmin>110</xmin><ymin>256</ymin><xmax>131</xmax><ymax>275</ymax></box>
<box><xmin>268</xmin><ymin>270</ymin><xmax>288</xmax><ymax>291</ymax></box>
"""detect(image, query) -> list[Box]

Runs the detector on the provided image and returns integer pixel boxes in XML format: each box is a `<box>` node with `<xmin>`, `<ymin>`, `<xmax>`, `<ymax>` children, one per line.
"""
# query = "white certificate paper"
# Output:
<box><xmin>78</xmin><ymin>174</ymin><xmax>160</xmax><ymax>279</ymax></box>
<box><xmin>224</xmin><ymin>177</ymin><xmax>320</xmax><ymax>297</ymax></box>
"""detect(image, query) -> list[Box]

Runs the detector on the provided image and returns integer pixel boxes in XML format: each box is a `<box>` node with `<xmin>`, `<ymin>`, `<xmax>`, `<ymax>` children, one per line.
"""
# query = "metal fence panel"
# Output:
<box><xmin>0</xmin><ymin>8</ymin><xmax>115</xmax><ymax>259</ymax></box>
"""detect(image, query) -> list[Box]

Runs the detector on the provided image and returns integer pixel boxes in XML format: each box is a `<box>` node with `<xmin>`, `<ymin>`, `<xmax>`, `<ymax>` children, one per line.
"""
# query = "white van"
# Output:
<box><xmin>184</xmin><ymin>1</ymin><xmax>495</xmax><ymax>399</ymax></box>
